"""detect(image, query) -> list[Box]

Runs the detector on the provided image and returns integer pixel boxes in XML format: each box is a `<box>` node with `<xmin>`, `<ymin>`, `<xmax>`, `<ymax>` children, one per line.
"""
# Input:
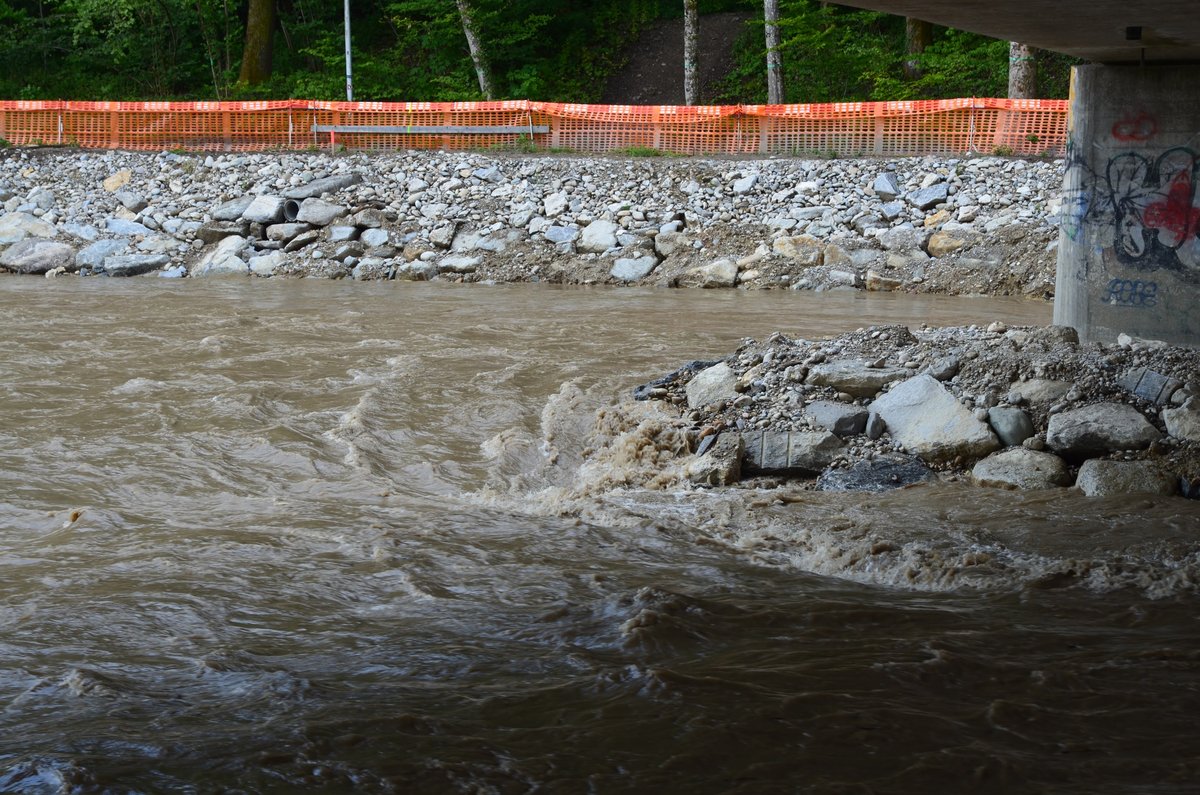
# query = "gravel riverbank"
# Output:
<box><xmin>0</xmin><ymin>147</ymin><xmax>1060</xmax><ymax>295</ymax></box>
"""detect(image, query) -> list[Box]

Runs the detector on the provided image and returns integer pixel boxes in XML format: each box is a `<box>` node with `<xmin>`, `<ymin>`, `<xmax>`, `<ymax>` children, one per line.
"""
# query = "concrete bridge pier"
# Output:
<box><xmin>1053</xmin><ymin>64</ymin><xmax>1200</xmax><ymax>347</ymax></box>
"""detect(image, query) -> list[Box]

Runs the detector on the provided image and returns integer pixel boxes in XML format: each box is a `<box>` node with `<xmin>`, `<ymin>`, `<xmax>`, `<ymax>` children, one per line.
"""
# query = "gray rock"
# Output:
<box><xmin>76</xmin><ymin>239</ymin><xmax>128</xmax><ymax>270</ymax></box>
<box><xmin>195</xmin><ymin>220</ymin><xmax>250</xmax><ymax>244</ymax></box>
<box><xmin>805</xmin><ymin>399</ymin><xmax>868</xmax><ymax>437</ymax></box>
<box><xmin>265</xmin><ymin>222</ymin><xmax>312</xmax><ymax>242</ymax></box>
<box><xmin>685</xmin><ymin>432</ymin><xmax>743</xmax><ymax>486</ymax></box>
<box><xmin>327</xmin><ymin>225</ymin><xmax>360</xmax><ymax>243</ymax></box>
<box><xmin>283</xmin><ymin>173</ymin><xmax>362</xmax><ymax>200</ymax></box>
<box><xmin>1162</xmin><ymin>397</ymin><xmax>1200</xmax><ymax>442</ymax></box>
<box><xmin>192</xmin><ymin>235</ymin><xmax>249</xmax><ymax>277</ymax></box>
<box><xmin>103</xmin><ymin>254</ymin><xmax>170</xmax><ymax>277</ymax></box>
<box><xmin>543</xmin><ymin>225</ymin><xmax>580</xmax><ymax>244</ymax></box>
<box><xmin>686</xmin><ymin>362</ymin><xmax>738</xmax><ymax>409</ymax></box>
<box><xmin>543</xmin><ymin>192</ymin><xmax>569</xmax><ymax>218</ymax></box>
<box><xmin>805</xmin><ymin>360</ymin><xmax>910</xmax><ymax>398</ymax></box>
<box><xmin>579</xmin><ymin>219</ymin><xmax>619</xmax><ymax>253</ymax></box>
<box><xmin>1118</xmin><ymin>367</ymin><xmax>1183</xmax><ymax>406</ymax></box>
<box><xmin>611</xmin><ymin>256</ymin><xmax>658</xmax><ymax>282</ymax></box>
<box><xmin>429</xmin><ymin>223</ymin><xmax>457</xmax><ymax>249</ymax></box>
<box><xmin>211</xmin><ymin>196</ymin><xmax>255</xmax><ymax>221</ymax></box>
<box><xmin>0</xmin><ymin>239</ymin><xmax>76</xmax><ymax>274</ymax></box>
<box><xmin>972</xmin><ymin>448</ymin><xmax>1070</xmax><ymax>490</ymax></box>
<box><xmin>113</xmin><ymin>190</ymin><xmax>148</xmax><ymax>213</ymax></box>
<box><xmin>877</xmin><ymin>227</ymin><xmax>924</xmax><ymax>252</ymax></box>
<box><xmin>743</xmin><ymin>429</ymin><xmax>843</xmax><ymax>475</ymax></box>
<box><xmin>0</xmin><ymin>212</ymin><xmax>60</xmax><ymax>245</ymax></box>
<box><xmin>242</xmin><ymin>195</ymin><xmax>287</xmax><ymax>224</ymax></box>
<box><xmin>284</xmin><ymin>230</ymin><xmax>321</xmax><ymax>252</ymax></box>
<box><xmin>678</xmin><ymin>259</ymin><xmax>737</xmax><ymax>288</ymax></box>
<box><xmin>817</xmin><ymin>454</ymin><xmax>936</xmax><ymax>492</ymax></box>
<box><xmin>872</xmin><ymin>172</ymin><xmax>900</xmax><ymax>201</ymax></box>
<box><xmin>248</xmin><ymin>250</ymin><xmax>287</xmax><ymax>276</ymax></box>
<box><xmin>104</xmin><ymin>218</ymin><xmax>154</xmax><ymax>237</ymax></box>
<box><xmin>879</xmin><ymin>201</ymin><xmax>906</xmax><ymax>221</ymax></box>
<box><xmin>987</xmin><ymin>406</ymin><xmax>1035</xmax><ymax>447</ymax></box>
<box><xmin>474</xmin><ymin>166</ymin><xmax>503</xmax><ymax>183</ymax></box>
<box><xmin>1012</xmin><ymin>378</ymin><xmax>1073</xmax><ymax>405</ymax></box>
<box><xmin>732</xmin><ymin>174</ymin><xmax>759</xmax><ymax>194</ymax></box>
<box><xmin>27</xmin><ymin>187</ymin><xmax>55</xmax><ymax>210</ymax></box>
<box><xmin>158</xmin><ymin>265</ymin><xmax>187</xmax><ymax>278</ymax></box>
<box><xmin>295</xmin><ymin>198</ymin><xmax>346</xmax><ymax>227</ymax></box>
<box><xmin>924</xmin><ymin>356</ymin><xmax>960</xmax><ymax>381</ymax></box>
<box><xmin>438</xmin><ymin>254</ymin><xmax>482</xmax><ymax>274</ymax></box>
<box><xmin>866</xmin><ymin>411</ymin><xmax>886</xmax><ymax>439</ymax></box>
<box><xmin>137</xmin><ymin>235</ymin><xmax>181</xmax><ymax>255</ymax></box>
<box><xmin>907</xmin><ymin>183</ymin><xmax>948</xmax><ymax>211</ymax></box>
<box><xmin>654</xmin><ymin>231</ymin><xmax>692</xmax><ymax>259</ymax></box>
<box><xmin>1045</xmin><ymin>403</ymin><xmax>1161</xmax><ymax>459</ymax></box>
<box><xmin>869</xmin><ymin>374</ymin><xmax>1001</xmax><ymax>462</ymax></box>
<box><xmin>1076</xmin><ymin>459</ymin><xmax>1178</xmax><ymax>497</ymax></box>
<box><xmin>351</xmin><ymin>208</ymin><xmax>386</xmax><ymax>228</ymax></box>
<box><xmin>62</xmin><ymin>222</ymin><xmax>99</xmax><ymax>242</ymax></box>
<box><xmin>360</xmin><ymin>228</ymin><xmax>390</xmax><ymax>248</ymax></box>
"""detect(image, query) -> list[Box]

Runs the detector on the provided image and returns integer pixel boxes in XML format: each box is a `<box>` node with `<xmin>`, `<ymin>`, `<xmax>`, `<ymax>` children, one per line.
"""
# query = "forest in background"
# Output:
<box><xmin>0</xmin><ymin>0</ymin><xmax>1077</xmax><ymax>103</ymax></box>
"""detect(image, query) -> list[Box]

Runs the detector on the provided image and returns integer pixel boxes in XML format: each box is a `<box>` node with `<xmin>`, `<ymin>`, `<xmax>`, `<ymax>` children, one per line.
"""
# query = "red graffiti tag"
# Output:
<box><xmin>1112</xmin><ymin>112</ymin><xmax>1158</xmax><ymax>142</ymax></box>
<box><xmin>1142</xmin><ymin>169</ymin><xmax>1200</xmax><ymax>247</ymax></box>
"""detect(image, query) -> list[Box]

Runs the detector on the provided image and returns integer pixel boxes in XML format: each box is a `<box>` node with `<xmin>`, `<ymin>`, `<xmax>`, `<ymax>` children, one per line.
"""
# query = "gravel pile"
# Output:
<box><xmin>634</xmin><ymin>324</ymin><xmax>1200</xmax><ymax>498</ymax></box>
<box><xmin>0</xmin><ymin>147</ymin><xmax>1062</xmax><ymax>296</ymax></box>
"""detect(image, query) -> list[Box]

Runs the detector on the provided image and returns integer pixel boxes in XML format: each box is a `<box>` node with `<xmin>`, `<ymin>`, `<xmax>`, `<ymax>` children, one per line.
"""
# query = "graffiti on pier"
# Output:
<box><xmin>1103</xmin><ymin>278</ymin><xmax>1159</xmax><ymax>308</ymax></box>
<box><xmin>1062</xmin><ymin>145</ymin><xmax>1200</xmax><ymax>284</ymax></box>
<box><xmin>1111</xmin><ymin>112</ymin><xmax>1158</xmax><ymax>142</ymax></box>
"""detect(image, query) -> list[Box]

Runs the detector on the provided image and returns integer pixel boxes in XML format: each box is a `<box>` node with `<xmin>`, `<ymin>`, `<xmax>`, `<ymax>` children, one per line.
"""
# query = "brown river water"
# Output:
<box><xmin>0</xmin><ymin>278</ymin><xmax>1197</xmax><ymax>794</ymax></box>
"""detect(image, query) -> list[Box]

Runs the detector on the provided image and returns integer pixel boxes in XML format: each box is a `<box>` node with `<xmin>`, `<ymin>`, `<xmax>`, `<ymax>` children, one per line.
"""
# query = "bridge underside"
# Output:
<box><xmin>834</xmin><ymin>1</ymin><xmax>1200</xmax><ymax>64</ymax></box>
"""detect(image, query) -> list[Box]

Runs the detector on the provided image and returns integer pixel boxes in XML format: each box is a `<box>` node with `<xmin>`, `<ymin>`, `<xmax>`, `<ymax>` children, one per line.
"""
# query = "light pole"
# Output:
<box><xmin>344</xmin><ymin>0</ymin><xmax>353</xmax><ymax>101</ymax></box>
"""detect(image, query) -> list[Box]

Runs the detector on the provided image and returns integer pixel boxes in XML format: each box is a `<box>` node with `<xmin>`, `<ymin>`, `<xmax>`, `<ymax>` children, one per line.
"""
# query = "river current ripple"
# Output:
<box><xmin>0</xmin><ymin>279</ymin><xmax>1196</xmax><ymax>794</ymax></box>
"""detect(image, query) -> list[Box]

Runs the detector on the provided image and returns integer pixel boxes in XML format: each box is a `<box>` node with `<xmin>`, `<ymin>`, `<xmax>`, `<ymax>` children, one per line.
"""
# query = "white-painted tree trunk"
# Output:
<box><xmin>457</xmin><ymin>0</ymin><xmax>495</xmax><ymax>100</ymax></box>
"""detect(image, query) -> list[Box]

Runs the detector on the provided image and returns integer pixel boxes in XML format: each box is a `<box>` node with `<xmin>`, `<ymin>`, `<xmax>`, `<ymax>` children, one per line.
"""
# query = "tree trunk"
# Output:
<box><xmin>456</xmin><ymin>0</ymin><xmax>495</xmax><ymax>100</ymax></box>
<box><xmin>683</xmin><ymin>0</ymin><xmax>699</xmax><ymax>105</ymax></box>
<box><xmin>764</xmin><ymin>0</ymin><xmax>783</xmax><ymax>104</ymax></box>
<box><xmin>237</xmin><ymin>0</ymin><xmax>275</xmax><ymax>84</ymax></box>
<box><xmin>903</xmin><ymin>18</ymin><xmax>932</xmax><ymax>80</ymax></box>
<box><xmin>1008</xmin><ymin>42</ymin><xmax>1038</xmax><ymax>99</ymax></box>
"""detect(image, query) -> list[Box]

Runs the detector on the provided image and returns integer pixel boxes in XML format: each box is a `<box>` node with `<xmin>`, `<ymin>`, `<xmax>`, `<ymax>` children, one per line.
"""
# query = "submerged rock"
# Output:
<box><xmin>1075</xmin><ymin>460</ymin><xmax>1178</xmax><ymax>497</ymax></box>
<box><xmin>817</xmin><ymin>454</ymin><xmax>936</xmax><ymax>492</ymax></box>
<box><xmin>972</xmin><ymin>448</ymin><xmax>1070</xmax><ymax>490</ymax></box>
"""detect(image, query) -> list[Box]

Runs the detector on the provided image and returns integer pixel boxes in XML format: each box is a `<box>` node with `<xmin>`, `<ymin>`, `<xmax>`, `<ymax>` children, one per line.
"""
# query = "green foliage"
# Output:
<box><xmin>716</xmin><ymin>0</ymin><xmax>1072</xmax><ymax>104</ymax></box>
<box><xmin>615</xmin><ymin>146</ymin><xmax>666</xmax><ymax>157</ymax></box>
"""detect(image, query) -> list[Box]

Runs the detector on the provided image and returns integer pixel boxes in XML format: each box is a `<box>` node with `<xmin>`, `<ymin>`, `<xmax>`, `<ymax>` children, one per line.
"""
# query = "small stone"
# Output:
<box><xmin>686</xmin><ymin>362</ymin><xmax>738</xmax><ymax>409</ymax></box>
<box><xmin>987</xmin><ymin>406</ymin><xmax>1035</xmax><ymax>447</ymax></box>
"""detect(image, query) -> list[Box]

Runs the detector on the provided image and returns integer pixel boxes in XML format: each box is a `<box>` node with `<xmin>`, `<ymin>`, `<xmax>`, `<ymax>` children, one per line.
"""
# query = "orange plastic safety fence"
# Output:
<box><xmin>0</xmin><ymin>99</ymin><xmax>1068</xmax><ymax>156</ymax></box>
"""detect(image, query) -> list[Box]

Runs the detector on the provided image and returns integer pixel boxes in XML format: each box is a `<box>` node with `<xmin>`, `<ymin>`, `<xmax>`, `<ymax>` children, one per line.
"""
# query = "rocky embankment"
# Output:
<box><xmin>630</xmin><ymin>323</ymin><xmax>1200</xmax><ymax>499</ymax></box>
<box><xmin>0</xmin><ymin>148</ymin><xmax>1059</xmax><ymax>294</ymax></box>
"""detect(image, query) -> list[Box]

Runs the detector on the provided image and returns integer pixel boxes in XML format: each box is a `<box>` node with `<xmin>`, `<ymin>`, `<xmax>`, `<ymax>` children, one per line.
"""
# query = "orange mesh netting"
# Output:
<box><xmin>0</xmin><ymin>98</ymin><xmax>1067</xmax><ymax>156</ymax></box>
